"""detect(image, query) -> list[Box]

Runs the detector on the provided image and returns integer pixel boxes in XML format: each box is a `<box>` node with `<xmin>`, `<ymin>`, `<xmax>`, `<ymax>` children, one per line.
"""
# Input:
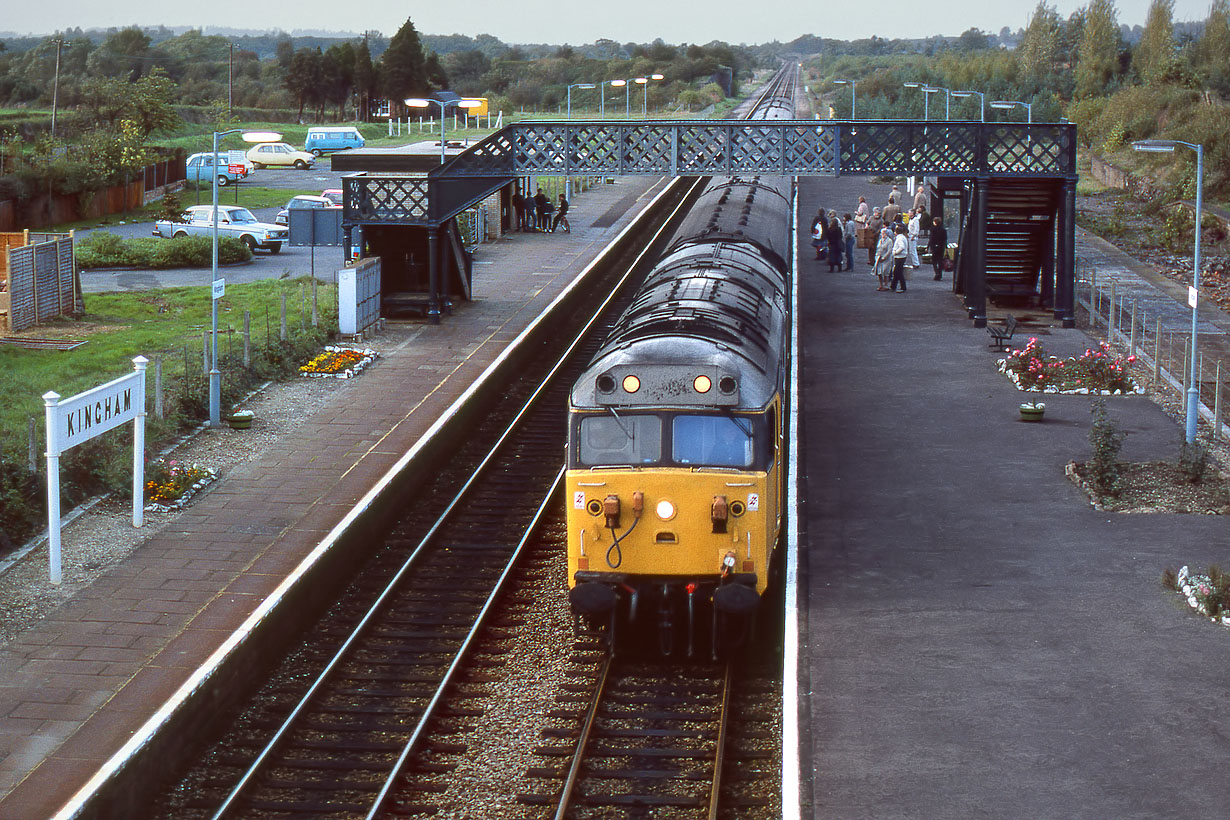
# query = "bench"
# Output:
<box><xmin>987</xmin><ymin>315</ymin><xmax>1018</xmax><ymax>352</ymax></box>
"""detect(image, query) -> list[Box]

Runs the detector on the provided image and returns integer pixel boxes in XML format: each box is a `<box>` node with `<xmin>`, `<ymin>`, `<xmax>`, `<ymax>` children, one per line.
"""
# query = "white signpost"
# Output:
<box><xmin>43</xmin><ymin>356</ymin><xmax>148</xmax><ymax>584</ymax></box>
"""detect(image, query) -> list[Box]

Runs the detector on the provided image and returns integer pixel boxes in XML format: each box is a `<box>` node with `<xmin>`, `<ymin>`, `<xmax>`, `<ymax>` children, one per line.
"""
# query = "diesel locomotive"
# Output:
<box><xmin>563</xmin><ymin>62</ymin><xmax>799</xmax><ymax>658</ymax></box>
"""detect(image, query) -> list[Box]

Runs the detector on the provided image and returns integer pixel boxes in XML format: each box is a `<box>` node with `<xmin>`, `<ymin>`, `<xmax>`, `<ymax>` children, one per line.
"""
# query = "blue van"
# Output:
<box><xmin>304</xmin><ymin>127</ymin><xmax>365</xmax><ymax>156</ymax></box>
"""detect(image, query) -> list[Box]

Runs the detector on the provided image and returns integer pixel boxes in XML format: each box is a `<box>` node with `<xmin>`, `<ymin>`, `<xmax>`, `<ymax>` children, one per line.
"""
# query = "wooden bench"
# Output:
<box><xmin>987</xmin><ymin>315</ymin><xmax>1018</xmax><ymax>352</ymax></box>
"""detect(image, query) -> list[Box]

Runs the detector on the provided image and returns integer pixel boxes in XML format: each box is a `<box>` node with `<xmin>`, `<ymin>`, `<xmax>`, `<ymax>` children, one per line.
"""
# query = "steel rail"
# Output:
<box><xmin>708</xmin><ymin>663</ymin><xmax>735</xmax><ymax>820</ymax></box>
<box><xmin>551</xmin><ymin>653</ymin><xmax>614</xmax><ymax>820</ymax></box>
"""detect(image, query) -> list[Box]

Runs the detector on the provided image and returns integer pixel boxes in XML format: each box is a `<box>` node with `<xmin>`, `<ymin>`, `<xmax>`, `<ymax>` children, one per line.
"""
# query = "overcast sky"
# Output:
<box><xmin>3</xmin><ymin>1</ymin><xmax>1218</xmax><ymax>43</ymax></box>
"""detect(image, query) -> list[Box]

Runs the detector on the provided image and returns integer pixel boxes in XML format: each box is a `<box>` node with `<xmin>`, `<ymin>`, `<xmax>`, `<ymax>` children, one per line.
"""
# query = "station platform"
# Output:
<box><xmin>0</xmin><ymin>177</ymin><xmax>665</xmax><ymax>820</ymax></box>
<box><xmin>795</xmin><ymin>174</ymin><xmax>1230</xmax><ymax>816</ymax></box>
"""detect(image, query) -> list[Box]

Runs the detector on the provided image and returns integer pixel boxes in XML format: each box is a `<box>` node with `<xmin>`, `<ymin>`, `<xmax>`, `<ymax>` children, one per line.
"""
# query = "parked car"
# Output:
<box><xmin>153</xmin><ymin>205</ymin><xmax>288</xmax><ymax>253</ymax></box>
<box><xmin>275</xmin><ymin>194</ymin><xmax>340</xmax><ymax>226</ymax></box>
<box><xmin>185</xmin><ymin>152</ymin><xmax>249</xmax><ymax>187</ymax></box>
<box><xmin>304</xmin><ymin>126</ymin><xmax>365</xmax><ymax>156</ymax></box>
<box><xmin>245</xmin><ymin>142</ymin><xmax>316</xmax><ymax>170</ymax></box>
<box><xmin>321</xmin><ymin>188</ymin><xmax>343</xmax><ymax>206</ymax></box>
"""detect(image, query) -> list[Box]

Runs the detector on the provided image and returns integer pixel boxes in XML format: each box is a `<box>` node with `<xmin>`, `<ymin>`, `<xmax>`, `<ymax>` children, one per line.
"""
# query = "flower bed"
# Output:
<box><xmin>299</xmin><ymin>346</ymin><xmax>378</xmax><ymax>379</ymax></box>
<box><xmin>998</xmin><ymin>338</ymin><xmax>1141</xmax><ymax>394</ymax></box>
<box><xmin>1168</xmin><ymin>565</ymin><xmax>1230</xmax><ymax>627</ymax></box>
<box><xmin>144</xmin><ymin>460</ymin><xmax>217</xmax><ymax>513</ymax></box>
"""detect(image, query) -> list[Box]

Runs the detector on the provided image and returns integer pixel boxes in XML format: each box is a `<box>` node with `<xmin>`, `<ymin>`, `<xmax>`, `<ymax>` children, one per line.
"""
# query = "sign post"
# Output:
<box><xmin>43</xmin><ymin>356</ymin><xmax>148</xmax><ymax>584</ymax></box>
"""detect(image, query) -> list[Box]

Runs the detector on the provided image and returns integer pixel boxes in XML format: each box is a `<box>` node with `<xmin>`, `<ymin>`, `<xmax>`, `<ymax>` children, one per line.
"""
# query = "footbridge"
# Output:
<box><xmin>336</xmin><ymin>119</ymin><xmax>1078</xmax><ymax>327</ymax></box>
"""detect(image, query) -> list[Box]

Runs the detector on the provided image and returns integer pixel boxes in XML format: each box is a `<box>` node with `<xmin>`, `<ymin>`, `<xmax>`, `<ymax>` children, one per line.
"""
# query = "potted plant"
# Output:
<box><xmin>1019</xmin><ymin>401</ymin><xmax>1045</xmax><ymax>422</ymax></box>
<box><xmin>226</xmin><ymin>409</ymin><xmax>254</xmax><ymax>429</ymax></box>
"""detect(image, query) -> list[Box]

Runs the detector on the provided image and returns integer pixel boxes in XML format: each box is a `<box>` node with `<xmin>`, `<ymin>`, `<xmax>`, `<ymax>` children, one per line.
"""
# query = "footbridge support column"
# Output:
<box><xmin>1056</xmin><ymin>179</ymin><xmax>1076</xmax><ymax>328</ymax></box>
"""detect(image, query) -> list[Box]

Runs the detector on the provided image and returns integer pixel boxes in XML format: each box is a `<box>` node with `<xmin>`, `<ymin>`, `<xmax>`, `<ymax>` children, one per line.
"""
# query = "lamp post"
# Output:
<box><xmin>405</xmin><ymin>97</ymin><xmax>482</xmax><ymax>163</ymax></box>
<box><xmin>833</xmin><ymin>79</ymin><xmax>856</xmax><ymax>118</ymax></box>
<box><xmin>208</xmin><ymin>128</ymin><xmax>280</xmax><ymax>427</ymax></box>
<box><xmin>903</xmin><ymin>82</ymin><xmax>929</xmax><ymax>120</ymax></box>
<box><xmin>639</xmin><ymin>73</ymin><xmax>664</xmax><ymax>116</ymax></box>
<box><xmin>1134</xmin><ymin>138</ymin><xmax>1204</xmax><ymax>443</ymax></box>
<box><xmin>952</xmin><ymin>90</ymin><xmax>985</xmax><ymax>122</ymax></box>
<box><xmin>602</xmin><ymin>80</ymin><xmax>627</xmax><ymax>119</ymax></box>
<box><xmin>567</xmin><ymin>82</ymin><xmax>596</xmax><ymax>119</ymax></box>
<box><xmin>924</xmin><ymin>85</ymin><xmax>950</xmax><ymax>120</ymax></box>
<box><xmin>990</xmin><ymin>99</ymin><xmax>1032</xmax><ymax>123</ymax></box>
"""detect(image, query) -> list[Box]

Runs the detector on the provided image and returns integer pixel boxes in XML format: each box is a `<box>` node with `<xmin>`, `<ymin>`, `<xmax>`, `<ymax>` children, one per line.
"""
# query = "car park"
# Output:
<box><xmin>246</xmin><ymin>142</ymin><xmax>316</xmax><ymax>170</ymax></box>
<box><xmin>185</xmin><ymin>152</ymin><xmax>249</xmax><ymax>186</ymax></box>
<box><xmin>275</xmin><ymin>194</ymin><xmax>340</xmax><ymax>226</ymax></box>
<box><xmin>153</xmin><ymin>205</ymin><xmax>288</xmax><ymax>253</ymax></box>
<box><xmin>304</xmin><ymin>126</ymin><xmax>365</xmax><ymax>156</ymax></box>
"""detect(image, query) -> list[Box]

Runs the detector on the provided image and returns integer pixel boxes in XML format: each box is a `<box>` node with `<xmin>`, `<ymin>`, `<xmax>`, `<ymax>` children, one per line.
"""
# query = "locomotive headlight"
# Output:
<box><xmin>622</xmin><ymin>374</ymin><xmax>641</xmax><ymax>393</ymax></box>
<box><xmin>693</xmin><ymin>374</ymin><xmax>712</xmax><ymax>394</ymax></box>
<box><xmin>656</xmin><ymin>499</ymin><xmax>676</xmax><ymax>520</ymax></box>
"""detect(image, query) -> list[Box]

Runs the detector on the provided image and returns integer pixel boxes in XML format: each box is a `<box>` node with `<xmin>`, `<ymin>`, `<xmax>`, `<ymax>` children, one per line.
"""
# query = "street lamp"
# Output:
<box><xmin>903</xmin><ymin>82</ymin><xmax>929</xmax><ymax>119</ymax></box>
<box><xmin>567</xmin><ymin>82</ymin><xmax>596</xmax><ymax>119</ymax></box>
<box><xmin>952</xmin><ymin>90</ymin><xmax>985</xmax><ymax>122</ymax></box>
<box><xmin>1134</xmin><ymin>138</ymin><xmax>1204</xmax><ymax>443</ymax></box>
<box><xmin>601</xmin><ymin>79</ymin><xmax>627</xmax><ymax>119</ymax></box>
<box><xmin>208</xmin><ymin>128</ymin><xmax>280</xmax><ymax>427</ymax></box>
<box><xmin>990</xmin><ymin>99</ymin><xmax>1032</xmax><ymax>123</ymax></box>
<box><xmin>641</xmin><ymin>73</ymin><xmax>664</xmax><ymax>115</ymax></box>
<box><xmin>405</xmin><ymin>97</ymin><xmax>482</xmax><ymax>164</ymax></box>
<box><xmin>924</xmin><ymin>85</ymin><xmax>950</xmax><ymax>120</ymax></box>
<box><xmin>833</xmin><ymin>79</ymin><xmax>856</xmax><ymax>118</ymax></box>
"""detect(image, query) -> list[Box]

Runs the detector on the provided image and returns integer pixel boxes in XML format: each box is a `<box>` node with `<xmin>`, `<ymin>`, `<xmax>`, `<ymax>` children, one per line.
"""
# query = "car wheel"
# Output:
<box><xmin>217</xmin><ymin>175</ymin><xmax>229</xmax><ymax>187</ymax></box>
<box><xmin>293</xmin><ymin>159</ymin><xmax>308</xmax><ymax>170</ymax></box>
<box><xmin>173</xmin><ymin>231</ymin><xmax>188</xmax><ymax>239</ymax></box>
<box><xmin>311</xmin><ymin>149</ymin><xmax>322</xmax><ymax>157</ymax></box>
<box><xmin>252</xmin><ymin>162</ymin><xmax>264</xmax><ymax>170</ymax></box>
<box><xmin>243</xmin><ymin>236</ymin><xmax>258</xmax><ymax>253</ymax></box>
<box><xmin>268</xmin><ymin>242</ymin><xmax>282</xmax><ymax>254</ymax></box>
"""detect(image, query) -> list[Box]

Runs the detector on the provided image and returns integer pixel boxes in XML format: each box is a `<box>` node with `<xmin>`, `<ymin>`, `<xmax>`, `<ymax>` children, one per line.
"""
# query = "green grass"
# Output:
<box><xmin>1</xmin><ymin>278</ymin><xmax>337</xmax><ymax>444</ymax></box>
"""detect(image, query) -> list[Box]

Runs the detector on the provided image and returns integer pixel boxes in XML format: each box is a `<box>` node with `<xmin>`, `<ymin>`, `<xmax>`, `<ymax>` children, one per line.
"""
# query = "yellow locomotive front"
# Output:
<box><xmin>566</xmin><ymin>357</ymin><xmax>784</xmax><ymax>655</ymax></box>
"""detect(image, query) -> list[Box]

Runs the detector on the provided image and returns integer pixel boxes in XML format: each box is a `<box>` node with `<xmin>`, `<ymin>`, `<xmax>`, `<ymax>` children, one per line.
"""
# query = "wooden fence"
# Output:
<box><xmin>1</xmin><ymin>231</ymin><xmax>79</xmax><ymax>333</ymax></box>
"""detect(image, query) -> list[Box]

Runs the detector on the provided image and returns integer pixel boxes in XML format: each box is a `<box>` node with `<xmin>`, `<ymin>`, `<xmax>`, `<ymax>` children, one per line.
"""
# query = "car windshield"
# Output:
<box><xmin>672</xmin><ymin>415</ymin><xmax>753</xmax><ymax>468</ymax></box>
<box><xmin>578</xmin><ymin>414</ymin><xmax>661</xmax><ymax>466</ymax></box>
<box><xmin>226</xmin><ymin>209</ymin><xmax>259</xmax><ymax>223</ymax></box>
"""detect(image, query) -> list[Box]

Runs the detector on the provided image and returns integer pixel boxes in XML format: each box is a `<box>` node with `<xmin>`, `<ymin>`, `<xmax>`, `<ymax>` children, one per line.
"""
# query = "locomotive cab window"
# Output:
<box><xmin>672</xmin><ymin>415</ymin><xmax>755</xmax><ymax>468</ymax></box>
<box><xmin>578</xmin><ymin>414</ymin><xmax>662</xmax><ymax>466</ymax></box>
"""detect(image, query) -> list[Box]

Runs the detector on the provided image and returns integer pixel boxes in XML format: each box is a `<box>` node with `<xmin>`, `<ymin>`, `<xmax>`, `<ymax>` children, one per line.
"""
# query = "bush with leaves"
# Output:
<box><xmin>76</xmin><ymin>233</ymin><xmax>251</xmax><ymax>269</ymax></box>
<box><xmin>1088</xmin><ymin>398</ymin><xmax>1125</xmax><ymax>496</ymax></box>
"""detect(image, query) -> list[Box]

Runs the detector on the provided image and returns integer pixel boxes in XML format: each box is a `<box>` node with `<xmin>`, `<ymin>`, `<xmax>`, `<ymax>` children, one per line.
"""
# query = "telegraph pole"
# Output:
<box><xmin>50</xmin><ymin>37</ymin><xmax>64</xmax><ymax>138</ymax></box>
<box><xmin>228</xmin><ymin>43</ymin><xmax>234</xmax><ymax>118</ymax></box>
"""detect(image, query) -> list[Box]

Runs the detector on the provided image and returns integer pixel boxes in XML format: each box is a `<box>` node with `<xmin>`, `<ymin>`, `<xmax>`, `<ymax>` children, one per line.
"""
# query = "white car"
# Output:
<box><xmin>153</xmin><ymin>205</ymin><xmax>288</xmax><ymax>253</ymax></box>
<box><xmin>245</xmin><ymin>142</ymin><xmax>316</xmax><ymax>170</ymax></box>
<box><xmin>276</xmin><ymin>194</ymin><xmax>340</xmax><ymax>226</ymax></box>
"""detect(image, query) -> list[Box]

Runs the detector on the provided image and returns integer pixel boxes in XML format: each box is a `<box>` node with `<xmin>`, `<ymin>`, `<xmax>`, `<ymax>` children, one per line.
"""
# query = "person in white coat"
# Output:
<box><xmin>907</xmin><ymin>207</ymin><xmax>922</xmax><ymax>269</ymax></box>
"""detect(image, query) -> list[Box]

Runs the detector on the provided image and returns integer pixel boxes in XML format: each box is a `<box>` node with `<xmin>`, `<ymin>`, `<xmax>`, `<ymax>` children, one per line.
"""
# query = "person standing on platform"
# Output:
<box><xmin>913</xmin><ymin>182</ymin><xmax>928</xmax><ymax>214</ymax></box>
<box><xmin>843</xmin><ymin>213</ymin><xmax>857</xmax><ymax>271</ymax></box>
<box><xmin>929</xmin><ymin>216</ymin><xmax>948</xmax><ymax>280</ymax></box>
<box><xmin>826</xmin><ymin>215</ymin><xmax>844</xmax><ymax>273</ymax></box>
<box><xmin>533</xmin><ymin>188</ymin><xmax>549</xmax><ymax>231</ymax></box>
<box><xmin>890</xmin><ymin>223</ymin><xmax>909</xmax><ymax>292</ymax></box>
<box><xmin>552</xmin><ymin>193</ymin><xmax>570</xmax><ymax>233</ymax></box>
<box><xmin>883</xmin><ymin>194</ymin><xmax>900</xmax><ymax>228</ymax></box>
<box><xmin>873</xmin><ymin>226</ymin><xmax>893</xmax><ymax>291</ymax></box>
<box><xmin>512</xmin><ymin>190</ymin><xmax>526</xmax><ymax>232</ymax></box>
<box><xmin>855</xmin><ymin>195</ymin><xmax>870</xmax><ymax>224</ymax></box>
<box><xmin>867</xmin><ymin>206</ymin><xmax>884</xmax><ymax>265</ymax></box>
<box><xmin>907</xmin><ymin>207</ymin><xmax>922</xmax><ymax>268</ymax></box>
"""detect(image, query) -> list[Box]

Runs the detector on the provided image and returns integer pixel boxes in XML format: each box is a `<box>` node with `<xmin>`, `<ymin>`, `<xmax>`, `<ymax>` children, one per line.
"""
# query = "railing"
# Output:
<box><xmin>1078</xmin><ymin>257</ymin><xmax>1230</xmax><ymax>441</ymax></box>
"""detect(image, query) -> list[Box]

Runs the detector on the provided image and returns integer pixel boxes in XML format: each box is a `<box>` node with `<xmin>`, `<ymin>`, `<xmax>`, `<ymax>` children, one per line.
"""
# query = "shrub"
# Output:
<box><xmin>1088</xmin><ymin>398</ymin><xmax>1125</xmax><ymax>495</ymax></box>
<box><xmin>76</xmin><ymin>233</ymin><xmax>252</xmax><ymax>269</ymax></box>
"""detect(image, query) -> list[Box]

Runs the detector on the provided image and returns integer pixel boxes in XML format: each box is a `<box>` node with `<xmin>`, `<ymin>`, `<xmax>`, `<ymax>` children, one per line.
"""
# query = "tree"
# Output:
<box><xmin>324</xmin><ymin>42</ymin><xmax>356</xmax><ymax>119</ymax></box>
<box><xmin>442</xmin><ymin>49</ymin><xmax>490</xmax><ymax>96</ymax></box>
<box><xmin>424</xmin><ymin>52</ymin><xmax>448</xmax><ymax>91</ymax></box>
<box><xmin>1134</xmin><ymin>0</ymin><xmax>1176</xmax><ymax>84</ymax></box>
<box><xmin>957</xmin><ymin>28</ymin><xmax>990</xmax><ymax>52</ymax></box>
<box><xmin>1075</xmin><ymin>0</ymin><xmax>1121</xmax><ymax>98</ymax></box>
<box><xmin>1193</xmin><ymin>0</ymin><xmax>1230</xmax><ymax>95</ymax></box>
<box><xmin>285</xmin><ymin>48</ymin><xmax>324</xmax><ymax>121</ymax></box>
<box><xmin>86</xmin><ymin>27</ymin><xmax>152</xmax><ymax>82</ymax></box>
<box><xmin>381</xmin><ymin>17</ymin><xmax>429</xmax><ymax>115</ymax></box>
<box><xmin>354</xmin><ymin>36</ymin><xmax>377</xmax><ymax>121</ymax></box>
<box><xmin>1018</xmin><ymin>3</ymin><xmax>1063</xmax><ymax>85</ymax></box>
<box><xmin>76</xmin><ymin>68</ymin><xmax>180</xmax><ymax>138</ymax></box>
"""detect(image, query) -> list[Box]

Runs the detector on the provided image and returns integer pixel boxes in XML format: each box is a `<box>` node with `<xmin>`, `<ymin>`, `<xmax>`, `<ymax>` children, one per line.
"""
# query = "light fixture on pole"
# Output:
<box><xmin>990</xmin><ymin>99</ymin><xmax>1032</xmax><ymax>123</ymax></box>
<box><xmin>644</xmin><ymin>73</ymin><xmax>664</xmax><ymax>115</ymax></box>
<box><xmin>903</xmin><ymin>82</ymin><xmax>929</xmax><ymax>120</ymax></box>
<box><xmin>1134</xmin><ymin>138</ymin><xmax>1204</xmax><ymax>443</ymax></box>
<box><xmin>208</xmin><ymin>128</ymin><xmax>280</xmax><ymax>427</ymax></box>
<box><xmin>567</xmin><ymin>82</ymin><xmax>596</xmax><ymax>119</ymax></box>
<box><xmin>952</xmin><ymin>90</ymin><xmax>985</xmax><ymax>122</ymax></box>
<box><xmin>405</xmin><ymin>97</ymin><xmax>482</xmax><ymax>163</ymax></box>
<box><xmin>924</xmin><ymin>85</ymin><xmax>950</xmax><ymax>120</ymax></box>
<box><xmin>833</xmin><ymin>79</ymin><xmax>856</xmax><ymax>119</ymax></box>
<box><xmin>603</xmin><ymin>79</ymin><xmax>627</xmax><ymax>119</ymax></box>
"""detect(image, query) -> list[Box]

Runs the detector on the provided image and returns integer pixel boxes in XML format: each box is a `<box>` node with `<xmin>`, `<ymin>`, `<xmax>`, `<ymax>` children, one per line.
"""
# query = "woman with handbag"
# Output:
<box><xmin>928</xmin><ymin>217</ymin><xmax>949</xmax><ymax>281</ymax></box>
<box><xmin>873</xmin><ymin>226</ymin><xmax>893</xmax><ymax>291</ymax></box>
